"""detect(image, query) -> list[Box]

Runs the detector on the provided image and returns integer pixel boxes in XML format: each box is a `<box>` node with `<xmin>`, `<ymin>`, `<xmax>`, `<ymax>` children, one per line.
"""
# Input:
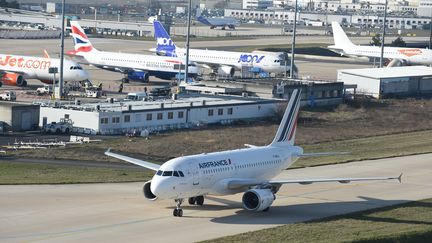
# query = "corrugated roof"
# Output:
<box><xmin>338</xmin><ymin>66</ymin><xmax>432</xmax><ymax>79</ymax></box>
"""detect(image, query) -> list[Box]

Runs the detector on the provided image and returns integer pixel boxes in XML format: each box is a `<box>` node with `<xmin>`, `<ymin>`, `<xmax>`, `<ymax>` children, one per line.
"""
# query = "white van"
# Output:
<box><xmin>125</xmin><ymin>92</ymin><xmax>148</xmax><ymax>101</ymax></box>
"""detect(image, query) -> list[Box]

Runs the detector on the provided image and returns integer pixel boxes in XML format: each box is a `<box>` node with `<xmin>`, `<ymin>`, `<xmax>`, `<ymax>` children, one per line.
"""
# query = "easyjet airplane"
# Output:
<box><xmin>328</xmin><ymin>21</ymin><xmax>432</xmax><ymax>66</ymax></box>
<box><xmin>106</xmin><ymin>89</ymin><xmax>402</xmax><ymax>217</ymax></box>
<box><xmin>0</xmin><ymin>52</ymin><xmax>89</xmax><ymax>86</ymax></box>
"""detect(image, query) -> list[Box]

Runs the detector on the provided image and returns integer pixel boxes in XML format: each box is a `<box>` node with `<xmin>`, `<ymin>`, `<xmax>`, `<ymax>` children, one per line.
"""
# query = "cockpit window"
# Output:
<box><xmin>156</xmin><ymin>170</ymin><xmax>162</xmax><ymax>176</ymax></box>
<box><xmin>162</xmin><ymin>171</ymin><xmax>173</xmax><ymax>176</ymax></box>
<box><xmin>178</xmin><ymin>171</ymin><xmax>184</xmax><ymax>177</ymax></box>
<box><xmin>173</xmin><ymin>171</ymin><xmax>179</xmax><ymax>177</ymax></box>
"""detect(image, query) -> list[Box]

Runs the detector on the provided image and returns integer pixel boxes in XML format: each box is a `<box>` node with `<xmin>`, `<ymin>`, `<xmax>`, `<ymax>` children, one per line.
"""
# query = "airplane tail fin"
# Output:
<box><xmin>331</xmin><ymin>22</ymin><xmax>354</xmax><ymax>48</ymax></box>
<box><xmin>153</xmin><ymin>21</ymin><xmax>177</xmax><ymax>57</ymax></box>
<box><xmin>270</xmin><ymin>89</ymin><xmax>302</xmax><ymax>147</ymax></box>
<box><xmin>69</xmin><ymin>21</ymin><xmax>96</xmax><ymax>56</ymax></box>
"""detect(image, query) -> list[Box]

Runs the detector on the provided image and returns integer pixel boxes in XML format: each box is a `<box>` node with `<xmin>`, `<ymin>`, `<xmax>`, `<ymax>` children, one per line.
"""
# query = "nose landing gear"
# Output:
<box><xmin>173</xmin><ymin>199</ymin><xmax>184</xmax><ymax>217</ymax></box>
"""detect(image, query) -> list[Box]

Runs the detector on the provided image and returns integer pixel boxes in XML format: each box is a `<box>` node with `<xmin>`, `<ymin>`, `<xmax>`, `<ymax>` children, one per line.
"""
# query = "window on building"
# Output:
<box><xmin>124</xmin><ymin>115</ymin><xmax>130</xmax><ymax>123</ymax></box>
<box><xmin>112</xmin><ymin>117</ymin><xmax>120</xmax><ymax>123</ymax></box>
<box><xmin>178</xmin><ymin>111</ymin><xmax>184</xmax><ymax>118</ymax></box>
<box><xmin>228</xmin><ymin>108</ymin><xmax>233</xmax><ymax>115</ymax></box>
<box><xmin>218</xmin><ymin>108</ymin><xmax>223</xmax><ymax>116</ymax></box>
<box><xmin>100</xmin><ymin>117</ymin><xmax>108</xmax><ymax>124</ymax></box>
<box><xmin>146</xmin><ymin>113</ymin><xmax>152</xmax><ymax>121</ymax></box>
<box><xmin>168</xmin><ymin>112</ymin><xmax>173</xmax><ymax>119</ymax></box>
<box><xmin>208</xmin><ymin>109</ymin><xmax>214</xmax><ymax>116</ymax></box>
<box><xmin>64</xmin><ymin>114</ymin><xmax>70</xmax><ymax>119</ymax></box>
<box><xmin>157</xmin><ymin>113</ymin><xmax>163</xmax><ymax>120</ymax></box>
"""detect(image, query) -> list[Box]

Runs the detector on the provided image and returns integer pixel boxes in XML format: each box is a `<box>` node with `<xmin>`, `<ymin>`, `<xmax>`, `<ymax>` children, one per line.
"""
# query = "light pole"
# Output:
<box><xmin>184</xmin><ymin>0</ymin><xmax>192</xmax><ymax>83</ymax></box>
<box><xmin>58</xmin><ymin>0</ymin><xmax>65</xmax><ymax>99</ymax></box>
<box><xmin>90</xmin><ymin>7</ymin><xmax>97</xmax><ymax>31</ymax></box>
<box><xmin>290</xmin><ymin>0</ymin><xmax>298</xmax><ymax>78</ymax></box>
<box><xmin>429</xmin><ymin>10</ymin><xmax>432</xmax><ymax>49</ymax></box>
<box><xmin>379</xmin><ymin>0</ymin><xmax>388</xmax><ymax>68</ymax></box>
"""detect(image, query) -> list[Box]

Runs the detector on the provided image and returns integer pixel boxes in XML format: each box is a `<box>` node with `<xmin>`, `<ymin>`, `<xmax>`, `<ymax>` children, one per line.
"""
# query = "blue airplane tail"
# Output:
<box><xmin>153</xmin><ymin>21</ymin><xmax>177</xmax><ymax>57</ymax></box>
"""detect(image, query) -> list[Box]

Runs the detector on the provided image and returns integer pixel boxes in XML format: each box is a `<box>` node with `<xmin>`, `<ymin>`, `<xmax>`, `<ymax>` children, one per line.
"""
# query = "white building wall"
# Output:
<box><xmin>338</xmin><ymin>72</ymin><xmax>381</xmax><ymax>97</ymax></box>
<box><xmin>40</xmin><ymin>107</ymin><xmax>100</xmax><ymax>133</ymax></box>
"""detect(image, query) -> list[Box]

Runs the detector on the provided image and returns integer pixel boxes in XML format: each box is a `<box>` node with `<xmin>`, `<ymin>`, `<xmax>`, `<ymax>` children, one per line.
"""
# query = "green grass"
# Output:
<box><xmin>2</xmin><ymin>130</ymin><xmax>432</xmax><ymax>184</ymax></box>
<box><xmin>202</xmin><ymin>198</ymin><xmax>432</xmax><ymax>243</ymax></box>
<box><xmin>296</xmin><ymin>130</ymin><xmax>432</xmax><ymax>168</ymax></box>
<box><xmin>0</xmin><ymin>162</ymin><xmax>151</xmax><ymax>184</ymax></box>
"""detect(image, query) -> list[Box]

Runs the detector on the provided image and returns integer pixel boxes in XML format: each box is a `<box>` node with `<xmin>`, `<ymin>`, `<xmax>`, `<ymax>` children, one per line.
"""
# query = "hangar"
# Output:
<box><xmin>0</xmin><ymin>102</ymin><xmax>39</xmax><ymax>131</ymax></box>
<box><xmin>337</xmin><ymin>66</ymin><xmax>432</xmax><ymax>98</ymax></box>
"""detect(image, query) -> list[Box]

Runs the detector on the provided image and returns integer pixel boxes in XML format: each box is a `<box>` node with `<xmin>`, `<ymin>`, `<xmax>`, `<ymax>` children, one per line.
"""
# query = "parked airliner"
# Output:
<box><xmin>196</xmin><ymin>8</ymin><xmax>239</xmax><ymax>30</ymax></box>
<box><xmin>68</xmin><ymin>21</ymin><xmax>198</xmax><ymax>83</ymax></box>
<box><xmin>328</xmin><ymin>21</ymin><xmax>432</xmax><ymax>66</ymax></box>
<box><xmin>0</xmin><ymin>53</ymin><xmax>88</xmax><ymax>86</ymax></box>
<box><xmin>105</xmin><ymin>89</ymin><xmax>401</xmax><ymax>217</ymax></box>
<box><xmin>152</xmin><ymin>21</ymin><xmax>293</xmax><ymax>77</ymax></box>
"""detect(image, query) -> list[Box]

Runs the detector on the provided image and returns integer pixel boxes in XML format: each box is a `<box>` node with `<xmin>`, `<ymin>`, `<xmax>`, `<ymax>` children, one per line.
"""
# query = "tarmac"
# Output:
<box><xmin>1</xmin><ymin>153</ymin><xmax>431</xmax><ymax>243</ymax></box>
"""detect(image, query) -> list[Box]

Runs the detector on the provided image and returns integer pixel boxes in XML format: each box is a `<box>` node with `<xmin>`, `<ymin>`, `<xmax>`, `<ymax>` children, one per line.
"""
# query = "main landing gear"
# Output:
<box><xmin>188</xmin><ymin>196</ymin><xmax>204</xmax><ymax>206</ymax></box>
<box><xmin>173</xmin><ymin>199</ymin><xmax>184</xmax><ymax>217</ymax></box>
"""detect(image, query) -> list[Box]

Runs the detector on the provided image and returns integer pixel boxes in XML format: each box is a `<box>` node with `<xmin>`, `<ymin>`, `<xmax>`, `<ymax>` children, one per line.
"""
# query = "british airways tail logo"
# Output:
<box><xmin>238</xmin><ymin>54</ymin><xmax>265</xmax><ymax>64</ymax></box>
<box><xmin>157</xmin><ymin>37</ymin><xmax>175</xmax><ymax>47</ymax></box>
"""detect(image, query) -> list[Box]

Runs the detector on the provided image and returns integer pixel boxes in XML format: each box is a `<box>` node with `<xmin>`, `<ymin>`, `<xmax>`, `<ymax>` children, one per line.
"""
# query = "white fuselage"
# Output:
<box><xmin>335</xmin><ymin>45</ymin><xmax>432</xmax><ymax>65</ymax></box>
<box><xmin>79</xmin><ymin>50</ymin><xmax>198</xmax><ymax>76</ymax></box>
<box><xmin>150</xmin><ymin>145</ymin><xmax>303</xmax><ymax>200</ymax></box>
<box><xmin>0</xmin><ymin>53</ymin><xmax>89</xmax><ymax>82</ymax></box>
<box><xmin>174</xmin><ymin>48</ymin><xmax>287</xmax><ymax>73</ymax></box>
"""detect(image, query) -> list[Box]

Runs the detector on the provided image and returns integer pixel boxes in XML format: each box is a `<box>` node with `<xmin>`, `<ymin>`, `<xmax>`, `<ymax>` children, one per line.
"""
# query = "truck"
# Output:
<box><xmin>36</xmin><ymin>85</ymin><xmax>52</xmax><ymax>95</ymax></box>
<box><xmin>125</xmin><ymin>92</ymin><xmax>148</xmax><ymax>101</ymax></box>
<box><xmin>43</xmin><ymin>118</ymin><xmax>73</xmax><ymax>134</ymax></box>
<box><xmin>0</xmin><ymin>91</ymin><xmax>16</xmax><ymax>101</ymax></box>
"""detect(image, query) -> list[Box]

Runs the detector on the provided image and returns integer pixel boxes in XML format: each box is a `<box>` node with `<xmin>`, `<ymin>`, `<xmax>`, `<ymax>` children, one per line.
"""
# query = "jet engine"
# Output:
<box><xmin>217</xmin><ymin>66</ymin><xmax>235</xmax><ymax>77</ymax></box>
<box><xmin>142</xmin><ymin>181</ymin><xmax>158</xmax><ymax>200</ymax></box>
<box><xmin>1</xmin><ymin>73</ymin><xmax>27</xmax><ymax>86</ymax></box>
<box><xmin>242</xmin><ymin>189</ymin><xmax>275</xmax><ymax>211</ymax></box>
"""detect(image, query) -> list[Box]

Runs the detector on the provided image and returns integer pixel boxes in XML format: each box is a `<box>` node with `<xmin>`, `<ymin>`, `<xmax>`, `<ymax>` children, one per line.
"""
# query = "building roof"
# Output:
<box><xmin>338</xmin><ymin>66</ymin><xmax>432</xmax><ymax>79</ymax></box>
<box><xmin>51</xmin><ymin>94</ymin><xmax>282</xmax><ymax>113</ymax></box>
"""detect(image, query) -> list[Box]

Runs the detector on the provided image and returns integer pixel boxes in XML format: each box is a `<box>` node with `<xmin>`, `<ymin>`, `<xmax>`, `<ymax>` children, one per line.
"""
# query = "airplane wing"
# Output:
<box><xmin>297</xmin><ymin>152</ymin><xmax>349</xmax><ymax>157</ymax></box>
<box><xmin>104</xmin><ymin>149</ymin><xmax>160</xmax><ymax>171</ymax></box>
<box><xmin>227</xmin><ymin>174</ymin><xmax>402</xmax><ymax>190</ymax></box>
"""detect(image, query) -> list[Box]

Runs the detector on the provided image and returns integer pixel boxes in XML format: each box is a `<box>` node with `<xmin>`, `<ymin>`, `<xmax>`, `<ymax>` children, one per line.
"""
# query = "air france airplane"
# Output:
<box><xmin>67</xmin><ymin>21</ymin><xmax>198</xmax><ymax>83</ymax></box>
<box><xmin>328</xmin><ymin>22</ymin><xmax>432</xmax><ymax>66</ymax></box>
<box><xmin>151</xmin><ymin>21</ymin><xmax>292</xmax><ymax>77</ymax></box>
<box><xmin>105</xmin><ymin>89</ymin><xmax>402</xmax><ymax>217</ymax></box>
<box><xmin>0</xmin><ymin>53</ymin><xmax>88</xmax><ymax>86</ymax></box>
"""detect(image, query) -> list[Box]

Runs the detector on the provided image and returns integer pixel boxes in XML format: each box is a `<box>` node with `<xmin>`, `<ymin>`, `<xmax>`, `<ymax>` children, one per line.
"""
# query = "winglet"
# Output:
<box><xmin>105</xmin><ymin>148</ymin><xmax>111</xmax><ymax>154</ymax></box>
<box><xmin>398</xmin><ymin>173</ymin><xmax>403</xmax><ymax>183</ymax></box>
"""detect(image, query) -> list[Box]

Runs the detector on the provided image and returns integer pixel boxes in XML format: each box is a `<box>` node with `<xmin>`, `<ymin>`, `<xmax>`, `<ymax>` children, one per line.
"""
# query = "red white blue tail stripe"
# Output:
<box><xmin>271</xmin><ymin>89</ymin><xmax>301</xmax><ymax>146</ymax></box>
<box><xmin>69</xmin><ymin>21</ymin><xmax>94</xmax><ymax>55</ymax></box>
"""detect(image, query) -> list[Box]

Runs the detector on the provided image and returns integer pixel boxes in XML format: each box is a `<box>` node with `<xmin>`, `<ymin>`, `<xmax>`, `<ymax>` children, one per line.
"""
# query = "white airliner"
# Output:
<box><xmin>105</xmin><ymin>89</ymin><xmax>401</xmax><ymax>217</ymax></box>
<box><xmin>152</xmin><ymin>21</ymin><xmax>293</xmax><ymax>76</ymax></box>
<box><xmin>328</xmin><ymin>21</ymin><xmax>432</xmax><ymax>66</ymax></box>
<box><xmin>0</xmin><ymin>53</ymin><xmax>88</xmax><ymax>86</ymax></box>
<box><xmin>68</xmin><ymin>21</ymin><xmax>198</xmax><ymax>83</ymax></box>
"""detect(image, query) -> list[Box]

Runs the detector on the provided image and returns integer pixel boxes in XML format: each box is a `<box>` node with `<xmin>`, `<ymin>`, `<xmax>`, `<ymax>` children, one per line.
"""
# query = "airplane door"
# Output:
<box><xmin>188</xmin><ymin>161</ymin><xmax>199</xmax><ymax>186</ymax></box>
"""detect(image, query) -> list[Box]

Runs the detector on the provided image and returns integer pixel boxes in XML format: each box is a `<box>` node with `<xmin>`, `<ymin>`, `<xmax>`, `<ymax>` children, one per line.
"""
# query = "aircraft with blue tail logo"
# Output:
<box><xmin>151</xmin><ymin>21</ymin><xmax>294</xmax><ymax>77</ymax></box>
<box><xmin>105</xmin><ymin>89</ymin><xmax>402</xmax><ymax>217</ymax></box>
<box><xmin>67</xmin><ymin>21</ymin><xmax>198</xmax><ymax>83</ymax></box>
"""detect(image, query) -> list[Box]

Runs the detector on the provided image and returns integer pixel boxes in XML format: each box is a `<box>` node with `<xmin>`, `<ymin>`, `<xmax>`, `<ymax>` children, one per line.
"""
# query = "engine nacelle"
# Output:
<box><xmin>217</xmin><ymin>66</ymin><xmax>235</xmax><ymax>77</ymax></box>
<box><xmin>1</xmin><ymin>73</ymin><xmax>27</xmax><ymax>86</ymax></box>
<box><xmin>242</xmin><ymin>189</ymin><xmax>275</xmax><ymax>211</ymax></box>
<box><xmin>128</xmin><ymin>71</ymin><xmax>149</xmax><ymax>83</ymax></box>
<box><xmin>142</xmin><ymin>181</ymin><xmax>158</xmax><ymax>201</ymax></box>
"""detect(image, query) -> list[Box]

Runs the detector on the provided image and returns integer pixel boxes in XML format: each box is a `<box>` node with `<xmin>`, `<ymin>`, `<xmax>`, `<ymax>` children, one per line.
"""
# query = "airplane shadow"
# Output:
<box><xmin>203</xmin><ymin>197</ymin><xmax>432</xmax><ymax>225</ymax></box>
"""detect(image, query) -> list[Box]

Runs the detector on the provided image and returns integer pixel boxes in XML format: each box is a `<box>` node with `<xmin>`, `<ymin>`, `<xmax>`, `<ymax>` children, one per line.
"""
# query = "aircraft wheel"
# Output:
<box><xmin>173</xmin><ymin>208</ymin><xmax>178</xmax><ymax>217</ymax></box>
<box><xmin>188</xmin><ymin>197</ymin><xmax>196</xmax><ymax>205</ymax></box>
<box><xmin>263</xmin><ymin>207</ymin><xmax>270</xmax><ymax>212</ymax></box>
<box><xmin>196</xmin><ymin>196</ymin><xmax>204</xmax><ymax>206</ymax></box>
<box><xmin>177</xmin><ymin>209</ymin><xmax>183</xmax><ymax>217</ymax></box>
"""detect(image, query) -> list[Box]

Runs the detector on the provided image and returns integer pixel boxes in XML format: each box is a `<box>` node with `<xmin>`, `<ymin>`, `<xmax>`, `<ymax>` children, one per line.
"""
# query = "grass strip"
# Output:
<box><xmin>202</xmin><ymin>198</ymin><xmax>432</xmax><ymax>243</ymax></box>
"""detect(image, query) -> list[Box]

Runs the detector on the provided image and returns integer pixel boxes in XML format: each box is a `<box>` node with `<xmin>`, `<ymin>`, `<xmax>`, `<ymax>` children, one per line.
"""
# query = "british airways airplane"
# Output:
<box><xmin>152</xmin><ymin>21</ymin><xmax>293</xmax><ymax>77</ymax></box>
<box><xmin>196</xmin><ymin>8</ymin><xmax>239</xmax><ymax>30</ymax></box>
<box><xmin>67</xmin><ymin>21</ymin><xmax>198</xmax><ymax>83</ymax></box>
<box><xmin>105</xmin><ymin>89</ymin><xmax>401</xmax><ymax>217</ymax></box>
